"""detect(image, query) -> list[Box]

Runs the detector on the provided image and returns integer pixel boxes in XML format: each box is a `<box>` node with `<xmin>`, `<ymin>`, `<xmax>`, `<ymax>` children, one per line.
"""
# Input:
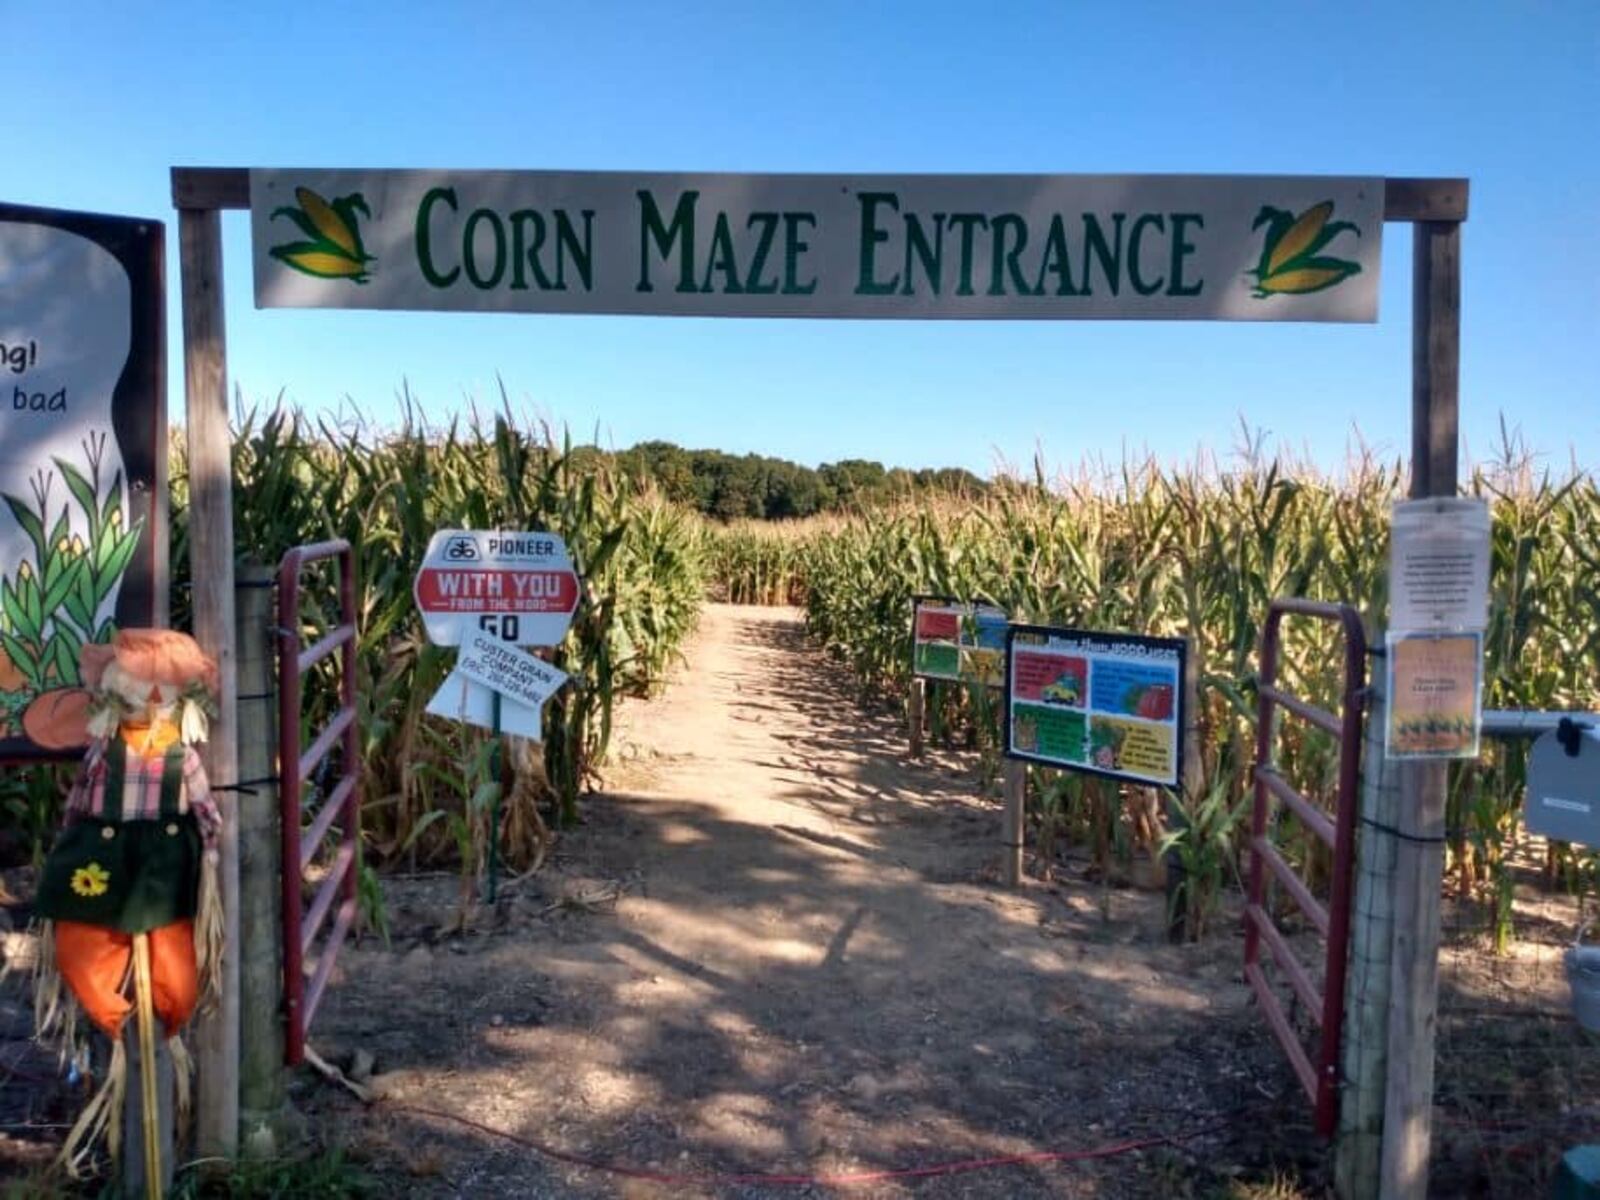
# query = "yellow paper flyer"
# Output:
<box><xmin>1386</xmin><ymin>632</ymin><xmax>1483</xmax><ymax>759</ymax></box>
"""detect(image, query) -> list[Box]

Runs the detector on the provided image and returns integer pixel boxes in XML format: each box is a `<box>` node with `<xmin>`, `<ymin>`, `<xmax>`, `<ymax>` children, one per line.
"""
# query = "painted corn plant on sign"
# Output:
<box><xmin>912</xmin><ymin>597</ymin><xmax>1007</xmax><ymax>687</ymax></box>
<box><xmin>1385</xmin><ymin>631</ymin><xmax>1484</xmax><ymax>760</ymax></box>
<box><xmin>251</xmin><ymin>170</ymin><xmax>1383</xmax><ymax>321</ymax></box>
<box><xmin>0</xmin><ymin>204</ymin><xmax>162</xmax><ymax>759</ymax></box>
<box><xmin>1005</xmin><ymin>625</ymin><xmax>1187</xmax><ymax>788</ymax></box>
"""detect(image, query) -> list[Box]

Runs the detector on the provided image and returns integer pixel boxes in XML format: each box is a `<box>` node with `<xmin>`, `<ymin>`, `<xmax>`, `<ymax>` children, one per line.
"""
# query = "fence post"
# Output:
<box><xmin>1002</xmin><ymin>759</ymin><xmax>1026</xmax><ymax>886</ymax></box>
<box><xmin>909</xmin><ymin>677</ymin><xmax>926</xmax><ymax>758</ymax></box>
<box><xmin>1336</xmin><ymin>650</ymin><xmax>1398</xmax><ymax>1199</ymax></box>
<box><xmin>1380</xmin><ymin>215</ymin><xmax>1462</xmax><ymax>1199</ymax></box>
<box><xmin>179</xmin><ymin>203</ymin><xmax>240</xmax><ymax>1163</ymax></box>
<box><xmin>235</xmin><ymin>564</ymin><xmax>286</xmax><ymax>1155</ymax></box>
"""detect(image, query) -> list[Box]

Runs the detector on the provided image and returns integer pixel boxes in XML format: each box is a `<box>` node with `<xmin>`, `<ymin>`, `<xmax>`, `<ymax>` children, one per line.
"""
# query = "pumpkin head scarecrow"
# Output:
<box><xmin>26</xmin><ymin>629</ymin><xmax>223</xmax><ymax>1187</ymax></box>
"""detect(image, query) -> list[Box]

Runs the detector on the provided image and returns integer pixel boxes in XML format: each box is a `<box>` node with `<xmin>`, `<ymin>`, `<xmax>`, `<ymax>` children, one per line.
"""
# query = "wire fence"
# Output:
<box><xmin>1431</xmin><ymin>834</ymin><xmax>1599</xmax><ymax>1196</ymax></box>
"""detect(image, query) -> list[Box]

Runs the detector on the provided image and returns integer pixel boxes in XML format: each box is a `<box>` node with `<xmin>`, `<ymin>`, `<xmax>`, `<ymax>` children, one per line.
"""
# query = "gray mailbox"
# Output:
<box><xmin>1525</xmin><ymin>720</ymin><xmax>1600</xmax><ymax>847</ymax></box>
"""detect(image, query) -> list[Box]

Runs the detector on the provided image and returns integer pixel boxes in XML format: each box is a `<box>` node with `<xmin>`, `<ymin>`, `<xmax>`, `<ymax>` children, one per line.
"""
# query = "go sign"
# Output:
<box><xmin>413</xmin><ymin>529</ymin><xmax>581</xmax><ymax>647</ymax></box>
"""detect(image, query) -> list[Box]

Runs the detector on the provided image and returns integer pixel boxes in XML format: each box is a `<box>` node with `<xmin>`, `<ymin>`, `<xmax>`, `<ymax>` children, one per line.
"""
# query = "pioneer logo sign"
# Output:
<box><xmin>252</xmin><ymin>170</ymin><xmax>1383</xmax><ymax>321</ymax></box>
<box><xmin>412</xmin><ymin>529</ymin><xmax>579</xmax><ymax>647</ymax></box>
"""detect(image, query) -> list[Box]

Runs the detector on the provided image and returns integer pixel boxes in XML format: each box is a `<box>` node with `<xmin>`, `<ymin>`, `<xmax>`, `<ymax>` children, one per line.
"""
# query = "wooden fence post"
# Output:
<box><xmin>1336</xmin><ymin>655</ymin><xmax>1399</xmax><ymax>1199</ymax></box>
<box><xmin>1002</xmin><ymin>759</ymin><xmax>1026</xmax><ymax>887</ymax></box>
<box><xmin>179</xmin><ymin>204</ymin><xmax>240</xmax><ymax>1162</ymax></box>
<box><xmin>909</xmin><ymin>677</ymin><xmax>926</xmax><ymax>758</ymax></box>
<box><xmin>1379</xmin><ymin>217</ymin><xmax>1461</xmax><ymax>1199</ymax></box>
<box><xmin>235</xmin><ymin>564</ymin><xmax>286</xmax><ymax>1156</ymax></box>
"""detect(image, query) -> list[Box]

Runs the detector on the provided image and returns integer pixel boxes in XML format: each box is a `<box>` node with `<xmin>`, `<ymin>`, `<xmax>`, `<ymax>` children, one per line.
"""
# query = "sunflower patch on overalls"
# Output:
<box><xmin>36</xmin><ymin>738</ymin><xmax>211</xmax><ymax>934</ymax></box>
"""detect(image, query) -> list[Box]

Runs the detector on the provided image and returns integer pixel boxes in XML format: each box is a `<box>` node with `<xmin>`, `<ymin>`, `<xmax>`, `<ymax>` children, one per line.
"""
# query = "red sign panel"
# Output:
<box><xmin>413</xmin><ymin>529</ymin><xmax>581</xmax><ymax>647</ymax></box>
<box><xmin>414</xmin><ymin>569</ymin><xmax>578</xmax><ymax>614</ymax></box>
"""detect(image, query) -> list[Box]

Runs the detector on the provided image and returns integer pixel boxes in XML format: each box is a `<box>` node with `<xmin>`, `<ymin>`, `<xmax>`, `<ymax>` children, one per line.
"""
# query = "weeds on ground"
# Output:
<box><xmin>1</xmin><ymin>1149</ymin><xmax>376</xmax><ymax>1200</ymax></box>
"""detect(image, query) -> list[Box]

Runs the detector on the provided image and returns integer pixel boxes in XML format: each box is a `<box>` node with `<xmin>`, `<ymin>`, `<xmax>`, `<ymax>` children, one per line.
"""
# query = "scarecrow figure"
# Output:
<box><xmin>24</xmin><ymin>630</ymin><xmax>223</xmax><ymax>1194</ymax></box>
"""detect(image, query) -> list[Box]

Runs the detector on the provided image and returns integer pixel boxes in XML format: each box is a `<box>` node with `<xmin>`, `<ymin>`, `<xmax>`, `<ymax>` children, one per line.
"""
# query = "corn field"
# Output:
<box><xmin>708</xmin><ymin>519</ymin><xmax>820</xmax><ymax>606</ymax></box>
<box><xmin>711</xmin><ymin>442</ymin><xmax>1600</xmax><ymax>939</ymax></box>
<box><xmin>165</xmin><ymin>400</ymin><xmax>705</xmax><ymax>886</ymax></box>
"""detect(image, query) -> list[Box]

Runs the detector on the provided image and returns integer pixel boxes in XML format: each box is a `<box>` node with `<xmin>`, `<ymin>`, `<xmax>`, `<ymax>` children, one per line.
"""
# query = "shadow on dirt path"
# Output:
<box><xmin>282</xmin><ymin>607</ymin><xmax>1325</xmax><ymax>1197</ymax></box>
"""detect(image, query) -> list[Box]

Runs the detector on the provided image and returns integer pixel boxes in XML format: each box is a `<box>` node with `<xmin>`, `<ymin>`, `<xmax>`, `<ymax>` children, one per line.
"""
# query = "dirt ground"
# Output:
<box><xmin>289</xmin><ymin>606</ymin><xmax>1318</xmax><ymax>1198</ymax></box>
<box><xmin>5</xmin><ymin>605</ymin><xmax>1587</xmax><ymax>1197</ymax></box>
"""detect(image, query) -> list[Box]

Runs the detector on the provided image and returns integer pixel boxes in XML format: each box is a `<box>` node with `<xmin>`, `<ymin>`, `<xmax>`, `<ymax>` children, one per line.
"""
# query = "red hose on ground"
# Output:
<box><xmin>382</xmin><ymin>1101</ymin><xmax>1222</xmax><ymax>1187</ymax></box>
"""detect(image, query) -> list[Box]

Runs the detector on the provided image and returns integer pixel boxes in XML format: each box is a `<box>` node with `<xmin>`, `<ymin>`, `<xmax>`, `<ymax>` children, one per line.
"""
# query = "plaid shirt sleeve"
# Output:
<box><xmin>184</xmin><ymin>747</ymin><xmax>221</xmax><ymax>849</ymax></box>
<box><xmin>62</xmin><ymin>741</ymin><xmax>109</xmax><ymax>825</ymax></box>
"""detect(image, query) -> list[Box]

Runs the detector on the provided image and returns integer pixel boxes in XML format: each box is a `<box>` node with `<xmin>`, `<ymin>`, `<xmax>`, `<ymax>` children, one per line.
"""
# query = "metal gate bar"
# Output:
<box><xmin>1244</xmin><ymin>598</ymin><xmax>1366</xmax><ymax>1137</ymax></box>
<box><xmin>277</xmin><ymin>539</ymin><xmax>359</xmax><ymax>1066</ymax></box>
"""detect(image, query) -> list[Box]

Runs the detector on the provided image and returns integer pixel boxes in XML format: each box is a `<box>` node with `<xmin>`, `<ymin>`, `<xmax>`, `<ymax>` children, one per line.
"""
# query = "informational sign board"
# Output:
<box><xmin>0</xmin><ymin>203</ymin><xmax>164</xmax><ymax>760</ymax></box>
<box><xmin>1385</xmin><ymin>632</ymin><xmax>1484</xmax><ymax>759</ymax></box>
<box><xmin>413</xmin><ymin>529</ymin><xmax>580</xmax><ymax>647</ymax></box>
<box><xmin>1389</xmin><ymin>498</ymin><xmax>1491</xmax><ymax>633</ymax></box>
<box><xmin>912</xmin><ymin>597</ymin><xmax>1007</xmax><ymax>687</ymax></box>
<box><xmin>252</xmin><ymin>170</ymin><xmax>1383</xmax><ymax>322</ymax></box>
<box><xmin>425</xmin><ymin>631</ymin><xmax>569</xmax><ymax>740</ymax></box>
<box><xmin>1004</xmin><ymin>625</ymin><xmax>1187</xmax><ymax>789</ymax></box>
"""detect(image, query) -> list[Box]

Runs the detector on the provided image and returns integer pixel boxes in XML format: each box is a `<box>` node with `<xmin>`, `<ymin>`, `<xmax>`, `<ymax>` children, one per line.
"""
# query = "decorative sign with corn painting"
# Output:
<box><xmin>251</xmin><ymin>170</ymin><xmax>1383</xmax><ymax>321</ymax></box>
<box><xmin>0</xmin><ymin>203</ymin><xmax>163</xmax><ymax>759</ymax></box>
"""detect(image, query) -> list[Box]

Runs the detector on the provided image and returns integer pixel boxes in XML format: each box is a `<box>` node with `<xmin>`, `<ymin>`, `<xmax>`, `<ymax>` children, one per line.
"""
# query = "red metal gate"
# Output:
<box><xmin>1244</xmin><ymin>598</ymin><xmax>1366</xmax><ymax>1137</ymax></box>
<box><xmin>277</xmin><ymin>540</ymin><xmax>360</xmax><ymax>1065</ymax></box>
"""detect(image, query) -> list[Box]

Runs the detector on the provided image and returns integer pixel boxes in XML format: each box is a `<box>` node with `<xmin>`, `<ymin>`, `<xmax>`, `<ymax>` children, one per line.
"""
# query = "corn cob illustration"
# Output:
<box><xmin>269</xmin><ymin>187</ymin><xmax>376</xmax><ymax>282</ymax></box>
<box><xmin>1249</xmin><ymin>201</ymin><xmax>1361</xmax><ymax>298</ymax></box>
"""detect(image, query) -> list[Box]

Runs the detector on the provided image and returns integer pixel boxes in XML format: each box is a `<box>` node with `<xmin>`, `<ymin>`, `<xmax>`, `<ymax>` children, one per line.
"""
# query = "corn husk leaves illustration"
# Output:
<box><xmin>0</xmin><ymin>434</ymin><xmax>142</xmax><ymax>734</ymax></box>
<box><xmin>1249</xmin><ymin>201</ymin><xmax>1361</xmax><ymax>297</ymax></box>
<box><xmin>270</xmin><ymin>188</ymin><xmax>375</xmax><ymax>282</ymax></box>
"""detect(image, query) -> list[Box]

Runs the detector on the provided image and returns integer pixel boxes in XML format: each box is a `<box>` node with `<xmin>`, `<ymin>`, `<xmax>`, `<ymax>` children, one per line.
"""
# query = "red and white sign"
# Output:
<box><xmin>413</xmin><ymin>529</ymin><xmax>580</xmax><ymax>646</ymax></box>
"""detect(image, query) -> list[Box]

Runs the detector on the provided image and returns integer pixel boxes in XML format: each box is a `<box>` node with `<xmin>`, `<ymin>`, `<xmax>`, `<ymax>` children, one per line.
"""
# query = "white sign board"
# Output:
<box><xmin>456</xmin><ymin>631</ymin><xmax>569</xmax><ymax>709</ymax></box>
<box><xmin>1389</xmin><ymin>498</ymin><xmax>1491</xmax><ymax>633</ymax></box>
<box><xmin>413</xmin><ymin>529</ymin><xmax>579</xmax><ymax>647</ymax></box>
<box><xmin>252</xmin><ymin>170</ymin><xmax>1383</xmax><ymax>322</ymax></box>
<box><xmin>0</xmin><ymin>204</ymin><xmax>162</xmax><ymax>758</ymax></box>
<box><xmin>425</xmin><ymin>670</ymin><xmax>543</xmax><ymax>739</ymax></box>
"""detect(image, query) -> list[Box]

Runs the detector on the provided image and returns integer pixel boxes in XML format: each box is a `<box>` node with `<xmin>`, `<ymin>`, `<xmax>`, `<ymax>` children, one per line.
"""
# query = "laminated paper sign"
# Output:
<box><xmin>1386</xmin><ymin>498</ymin><xmax>1490</xmax><ymax>760</ymax></box>
<box><xmin>1385</xmin><ymin>632</ymin><xmax>1483</xmax><ymax>760</ymax></box>
<box><xmin>1005</xmin><ymin>625</ymin><xmax>1187</xmax><ymax>789</ymax></box>
<box><xmin>1389</xmin><ymin>498</ymin><xmax>1491</xmax><ymax>633</ymax></box>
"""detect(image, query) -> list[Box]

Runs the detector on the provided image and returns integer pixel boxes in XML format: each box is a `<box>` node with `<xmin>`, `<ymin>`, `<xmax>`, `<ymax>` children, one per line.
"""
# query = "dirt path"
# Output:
<box><xmin>302</xmin><ymin>606</ymin><xmax>1316</xmax><ymax>1197</ymax></box>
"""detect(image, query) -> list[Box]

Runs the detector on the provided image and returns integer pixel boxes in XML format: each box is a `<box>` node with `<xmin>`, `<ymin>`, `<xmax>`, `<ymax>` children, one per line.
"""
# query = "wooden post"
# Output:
<box><xmin>909</xmin><ymin>677</ymin><xmax>926</xmax><ymax>758</ymax></box>
<box><xmin>120</xmin><ymin>1021</ymin><xmax>174</xmax><ymax>1195</ymax></box>
<box><xmin>235</xmin><ymin>564</ymin><xmax>286</xmax><ymax>1156</ymax></box>
<box><xmin>1002</xmin><ymin>758</ymin><xmax>1026</xmax><ymax>886</ymax></box>
<box><xmin>1379</xmin><ymin>217</ymin><xmax>1461</xmax><ymax>1199</ymax></box>
<box><xmin>179</xmin><ymin>204</ymin><xmax>240</xmax><ymax>1161</ymax></box>
<box><xmin>1335</xmin><ymin>656</ymin><xmax>1400</xmax><ymax>1199</ymax></box>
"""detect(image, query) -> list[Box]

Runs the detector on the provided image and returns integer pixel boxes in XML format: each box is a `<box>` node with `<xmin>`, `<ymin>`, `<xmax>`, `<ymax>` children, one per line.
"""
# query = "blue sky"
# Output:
<box><xmin>9</xmin><ymin>1</ymin><xmax>1597</xmax><ymax>476</ymax></box>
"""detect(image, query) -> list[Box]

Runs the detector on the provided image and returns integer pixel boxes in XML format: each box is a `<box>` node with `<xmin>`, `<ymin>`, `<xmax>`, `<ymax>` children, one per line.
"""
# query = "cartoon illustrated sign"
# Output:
<box><xmin>0</xmin><ymin>204</ymin><xmax>163</xmax><ymax>759</ymax></box>
<box><xmin>1005</xmin><ymin>625</ymin><xmax>1187</xmax><ymax>788</ymax></box>
<box><xmin>912</xmin><ymin>597</ymin><xmax>1007</xmax><ymax>687</ymax></box>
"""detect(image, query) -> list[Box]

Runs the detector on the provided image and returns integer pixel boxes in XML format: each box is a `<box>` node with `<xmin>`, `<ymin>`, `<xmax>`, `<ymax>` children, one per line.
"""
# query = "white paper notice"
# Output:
<box><xmin>1389</xmin><ymin>498</ymin><xmax>1491</xmax><ymax>633</ymax></box>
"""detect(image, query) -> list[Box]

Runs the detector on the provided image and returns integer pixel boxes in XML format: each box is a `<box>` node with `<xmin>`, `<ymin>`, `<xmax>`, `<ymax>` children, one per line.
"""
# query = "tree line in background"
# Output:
<box><xmin>613</xmin><ymin>440</ymin><xmax>988</xmax><ymax>519</ymax></box>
